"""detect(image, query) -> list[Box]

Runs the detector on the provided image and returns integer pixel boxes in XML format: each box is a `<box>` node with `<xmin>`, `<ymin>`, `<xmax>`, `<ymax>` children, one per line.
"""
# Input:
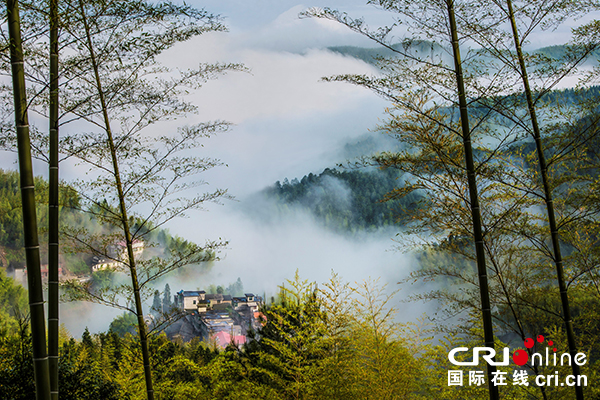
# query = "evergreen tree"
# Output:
<box><xmin>152</xmin><ymin>290</ymin><xmax>162</xmax><ymax>318</ymax></box>
<box><xmin>81</xmin><ymin>327</ymin><xmax>93</xmax><ymax>348</ymax></box>
<box><xmin>162</xmin><ymin>284</ymin><xmax>172</xmax><ymax>312</ymax></box>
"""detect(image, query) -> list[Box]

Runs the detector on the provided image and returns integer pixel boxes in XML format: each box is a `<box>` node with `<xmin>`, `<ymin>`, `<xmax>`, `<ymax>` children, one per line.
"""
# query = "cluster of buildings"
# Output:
<box><xmin>91</xmin><ymin>239</ymin><xmax>144</xmax><ymax>272</ymax></box>
<box><xmin>12</xmin><ymin>264</ymin><xmax>66</xmax><ymax>286</ymax></box>
<box><xmin>10</xmin><ymin>238</ymin><xmax>145</xmax><ymax>287</ymax></box>
<box><xmin>169</xmin><ymin>290</ymin><xmax>264</xmax><ymax>348</ymax></box>
<box><xmin>6</xmin><ymin>236</ymin><xmax>265</xmax><ymax>350</ymax></box>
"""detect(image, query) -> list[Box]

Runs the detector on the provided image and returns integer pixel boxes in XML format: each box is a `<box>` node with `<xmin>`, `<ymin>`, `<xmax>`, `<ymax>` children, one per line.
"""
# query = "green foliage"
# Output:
<box><xmin>4</xmin><ymin>270</ymin><xmax>600</xmax><ymax>399</ymax></box>
<box><xmin>0</xmin><ymin>323</ymin><xmax>124</xmax><ymax>400</ymax></box>
<box><xmin>0</xmin><ymin>169</ymin><xmax>77</xmax><ymax>269</ymax></box>
<box><xmin>328</xmin><ymin>41</ymin><xmax>444</xmax><ymax>64</ymax></box>
<box><xmin>109</xmin><ymin>313</ymin><xmax>138</xmax><ymax>338</ymax></box>
<box><xmin>0</xmin><ymin>320</ymin><xmax>35</xmax><ymax>399</ymax></box>
<box><xmin>0</xmin><ymin>272</ymin><xmax>432</xmax><ymax>399</ymax></box>
<box><xmin>0</xmin><ymin>168</ymin><xmax>191</xmax><ymax>278</ymax></box>
<box><xmin>244</xmin><ymin>272</ymin><xmax>423</xmax><ymax>399</ymax></box>
<box><xmin>266</xmin><ymin>167</ymin><xmax>421</xmax><ymax>232</ymax></box>
<box><xmin>90</xmin><ymin>269</ymin><xmax>114</xmax><ymax>290</ymax></box>
<box><xmin>0</xmin><ymin>268</ymin><xmax>28</xmax><ymax>333</ymax></box>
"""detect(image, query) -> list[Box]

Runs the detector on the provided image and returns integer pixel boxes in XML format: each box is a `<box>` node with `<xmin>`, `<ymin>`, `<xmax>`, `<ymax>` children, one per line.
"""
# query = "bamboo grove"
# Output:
<box><xmin>303</xmin><ymin>0</ymin><xmax>600</xmax><ymax>399</ymax></box>
<box><xmin>2</xmin><ymin>0</ymin><xmax>239</xmax><ymax>398</ymax></box>
<box><xmin>3</xmin><ymin>0</ymin><xmax>600</xmax><ymax>399</ymax></box>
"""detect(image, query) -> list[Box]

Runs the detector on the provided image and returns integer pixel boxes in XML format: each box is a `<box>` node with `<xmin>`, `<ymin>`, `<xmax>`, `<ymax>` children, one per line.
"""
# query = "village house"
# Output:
<box><xmin>213</xmin><ymin>331</ymin><xmax>247</xmax><ymax>349</ymax></box>
<box><xmin>13</xmin><ymin>263</ymin><xmax>66</xmax><ymax>286</ymax></box>
<box><xmin>170</xmin><ymin>289</ymin><xmax>264</xmax><ymax>347</ymax></box>
<box><xmin>91</xmin><ymin>239</ymin><xmax>144</xmax><ymax>272</ymax></box>
<box><xmin>91</xmin><ymin>257</ymin><xmax>121</xmax><ymax>272</ymax></box>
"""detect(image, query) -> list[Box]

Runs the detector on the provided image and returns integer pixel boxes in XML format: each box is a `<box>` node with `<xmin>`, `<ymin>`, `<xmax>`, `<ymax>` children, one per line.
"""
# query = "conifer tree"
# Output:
<box><xmin>162</xmin><ymin>283</ymin><xmax>171</xmax><ymax>311</ymax></box>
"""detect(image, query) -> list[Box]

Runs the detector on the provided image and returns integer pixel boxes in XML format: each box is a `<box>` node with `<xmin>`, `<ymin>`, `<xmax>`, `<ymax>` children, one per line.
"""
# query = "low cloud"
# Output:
<box><xmin>161</xmin><ymin>33</ymin><xmax>383</xmax><ymax>124</ymax></box>
<box><xmin>175</xmin><ymin>197</ymin><xmax>417</xmax><ymax>301</ymax></box>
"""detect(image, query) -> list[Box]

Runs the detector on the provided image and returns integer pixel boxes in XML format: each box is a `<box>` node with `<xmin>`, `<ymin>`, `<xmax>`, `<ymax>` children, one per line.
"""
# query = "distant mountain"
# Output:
<box><xmin>260</xmin><ymin>85</ymin><xmax>600</xmax><ymax>234</ymax></box>
<box><xmin>327</xmin><ymin>40</ymin><xmax>445</xmax><ymax>64</ymax></box>
<box><xmin>327</xmin><ymin>42</ymin><xmax>600</xmax><ymax>66</ymax></box>
<box><xmin>258</xmin><ymin>164</ymin><xmax>422</xmax><ymax>233</ymax></box>
<box><xmin>533</xmin><ymin>44</ymin><xmax>600</xmax><ymax>61</ymax></box>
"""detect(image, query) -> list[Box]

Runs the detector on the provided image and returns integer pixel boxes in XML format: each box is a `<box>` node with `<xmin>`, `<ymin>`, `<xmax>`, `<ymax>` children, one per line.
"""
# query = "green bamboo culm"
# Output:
<box><xmin>6</xmin><ymin>0</ymin><xmax>52</xmax><ymax>399</ymax></box>
<box><xmin>77</xmin><ymin>0</ymin><xmax>155</xmax><ymax>398</ymax></box>
<box><xmin>48</xmin><ymin>0</ymin><xmax>60</xmax><ymax>397</ymax></box>
<box><xmin>445</xmin><ymin>1</ymin><xmax>499</xmax><ymax>400</ymax></box>
<box><xmin>505</xmin><ymin>1</ymin><xmax>583</xmax><ymax>399</ymax></box>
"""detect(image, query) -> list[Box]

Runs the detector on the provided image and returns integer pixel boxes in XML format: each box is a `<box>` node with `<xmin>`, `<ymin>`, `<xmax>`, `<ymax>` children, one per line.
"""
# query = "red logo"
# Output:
<box><xmin>512</xmin><ymin>335</ymin><xmax>556</xmax><ymax>366</ymax></box>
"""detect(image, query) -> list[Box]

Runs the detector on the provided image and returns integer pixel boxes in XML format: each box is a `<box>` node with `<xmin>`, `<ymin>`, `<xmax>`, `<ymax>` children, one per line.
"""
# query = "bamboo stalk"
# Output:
<box><xmin>48</xmin><ymin>0</ymin><xmax>60</xmax><ymax>397</ymax></box>
<box><xmin>445</xmin><ymin>1</ymin><xmax>499</xmax><ymax>399</ymax></box>
<box><xmin>78</xmin><ymin>0</ymin><xmax>155</xmax><ymax>398</ymax></box>
<box><xmin>7</xmin><ymin>0</ymin><xmax>51</xmax><ymax>399</ymax></box>
<box><xmin>505</xmin><ymin>1</ymin><xmax>583</xmax><ymax>398</ymax></box>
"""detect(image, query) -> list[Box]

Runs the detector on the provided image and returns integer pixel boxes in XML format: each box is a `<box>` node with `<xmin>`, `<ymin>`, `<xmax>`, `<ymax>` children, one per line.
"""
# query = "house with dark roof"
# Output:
<box><xmin>176</xmin><ymin>290</ymin><xmax>209</xmax><ymax>312</ymax></box>
<box><xmin>170</xmin><ymin>288</ymin><xmax>264</xmax><ymax>344</ymax></box>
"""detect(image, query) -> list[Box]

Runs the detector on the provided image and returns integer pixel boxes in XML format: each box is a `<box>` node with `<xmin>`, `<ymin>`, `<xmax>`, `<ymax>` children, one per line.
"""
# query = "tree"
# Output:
<box><xmin>162</xmin><ymin>283</ymin><xmax>171</xmax><ymax>312</ymax></box>
<box><xmin>109</xmin><ymin>313</ymin><xmax>137</xmax><ymax>338</ymax></box>
<box><xmin>463</xmin><ymin>3</ymin><xmax>600</xmax><ymax>398</ymax></box>
<box><xmin>0</xmin><ymin>317</ymin><xmax>37</xmax><ymax>399</ymax></box>
<box><xmin>151</xmin><ymin>290</ymin><xmax>161</xmax><ymax>318</ymax></box>
<box><xmin>302</xmin><ymin>3</ymin><xmax>507</xmax><ymax>398</ymax></box>
<box><xmin>500</xmin><ymin>3</ymin><xmax>584</xmax><ymax>397</ymax></box>
<box><xmin>227</xmin><ymin>277</ymin><xmax>243</xmax><ymax>296</ymax></box>
<box><xmin>0</xmin><ymin>267</ymin><xmax>28</xmax><ymax>333</ymax></box>
<box><xmin>304</xmin><ymin>2</ymin><xmax>600</xmax><ymax>399</ymax></box>
<box><xmin>81</xmin><ymin>327</ymin><xmax>93</xmax><ymax>348</ymax></box>
<box><xmin>54</xmin><ymin>1</ymin><xmax>244</xmax><ymax>398</ymax></box>
<box><xmin>249</xmin><ymin>273</ymin><xmax>328</xmax><ymax>399</ymax></box>
<box><xmin>47</xmin><ymin>0</ymin><xmax>60</xmax><ymax>396</ymax></box>
<box><xmin>445</xmin><ymin>6</ymin><xmax>499</xmax><ymax>397</ymax></box>
<box><xmin>242</xmin><ymin>272</ymin><xmax>422</xmax><ymax>399</ymax></box>
<box><xmin>6</xmin><ymin>0</ymin><xmax>51</xmax><ymax>398</ymax></box>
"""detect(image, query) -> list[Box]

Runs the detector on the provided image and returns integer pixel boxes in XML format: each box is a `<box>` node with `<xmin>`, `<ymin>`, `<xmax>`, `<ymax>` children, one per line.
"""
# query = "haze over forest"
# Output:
<box><xmin>1</xmin><ymin>2</ymin><xmax>424</xmax><ymax>335</ymax></box>
<box><xmin>1</xmin><ymin>1</ymin><xmax>590</xmax><ymax>335</ymax></box>
<box><xmin>2</xmin><ymin>1</ymin><xmax>600</xmax><ymax>399</ymax></box>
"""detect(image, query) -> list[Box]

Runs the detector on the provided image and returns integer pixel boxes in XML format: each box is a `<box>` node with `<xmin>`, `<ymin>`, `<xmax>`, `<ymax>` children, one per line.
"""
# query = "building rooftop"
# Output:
<box><xmin>181</xmin><ymin>290</ymin><xmax>206</xmax><ymax>297</ymax></box>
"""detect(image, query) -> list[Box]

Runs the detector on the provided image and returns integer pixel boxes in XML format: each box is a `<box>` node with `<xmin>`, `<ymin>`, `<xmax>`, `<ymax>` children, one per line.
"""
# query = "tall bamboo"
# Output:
<box><xmin>78</xmin><ymin>0</ymin><xmax>154</xmax><ymax>398</ymax></box>
<box><xmin>7</xmin><ymin>0</ymin><xmax>51</xmax><ymax>399</ymax></box>
<box><xmin>48</xmin><ymin>0</ymin><xmax>60</xmax><ymax>397</ymax></box>
<box><xmin>505</xmin><ymin>1</ymin><xmax>583</xmax><ymax>398</ymax></box>
<box><xmin>446</xmin><ymin>1</ymin><xmax>499</xmax><ymax>399</ymax></box>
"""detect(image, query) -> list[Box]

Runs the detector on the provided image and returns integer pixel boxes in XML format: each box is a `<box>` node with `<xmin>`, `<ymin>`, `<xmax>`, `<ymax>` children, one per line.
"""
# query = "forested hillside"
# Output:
<box><xmin>263</xmin><ymin>85</ymin><xmax>600</xmax><ymax>234</ymax></box>
<box><xmin>263</xmin><ymin>167</ymin><xmax>421</xmax><ymax>232</ymax></box>
<box><xmin>0</xmin><ymin>169</ymin><xmax>205</xmax><ymax>276</ymax></box>
<box><xmin>4</xmin><ymin>0</ymin><xmax>600</xmax><ymax>398</ymax></box>
<box><xmin>328</xmin><ymin>42</ymin><xmax>600</xmax><ymax>66</ymax></box>
<box><xmin>0</xmin><ymin>169</ymin><xmax>80</xmax><ymax>270</ymax></box>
